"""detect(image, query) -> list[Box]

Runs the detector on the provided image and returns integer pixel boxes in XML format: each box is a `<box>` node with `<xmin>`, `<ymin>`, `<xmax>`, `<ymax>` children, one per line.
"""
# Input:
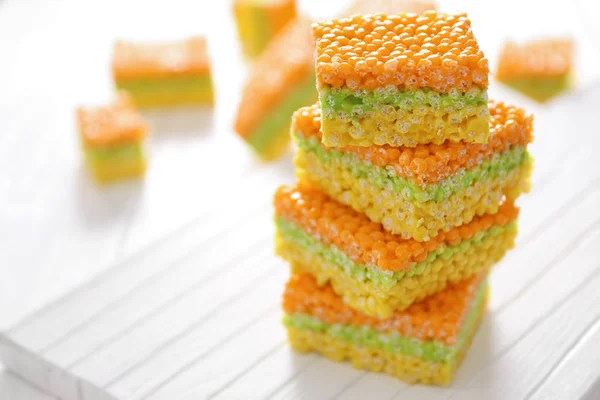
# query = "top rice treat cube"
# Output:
<box><xmin>312</xmin><ymin>11</ymin><xmax>490</xmax><ymax>147</ymax></box>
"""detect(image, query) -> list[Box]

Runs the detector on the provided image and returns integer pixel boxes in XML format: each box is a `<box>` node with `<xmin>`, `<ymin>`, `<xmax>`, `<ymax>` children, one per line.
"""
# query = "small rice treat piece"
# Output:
<box><xmin>77</xmin><ymin>93</ymin><xmax>148</xmax><ymax>183</ymax></box>
<box><xmin>274</xmin><ymin>184</ymin><xmax>518</xmax><ymax>318</ymax></box>
<box><xmin>291</xmin><ymin>100</ymin><xmax>533</xmax><ymax>241</ymax></box>
<box><xmin>233</xmin><ymin>0</ymin><xmax>297</xmax><ymax>58</ymax></box>
<box><xmin>234</xmin><ymin>17</ymin><xmax>316</xmax><ymax>161</ymax></box>
<box><xmin>312</xmin><ymin>11</ymin><xmax>490</xmax><ymax>147</ymax></box>
<box><xmin>496</xmin><ymin>39</ymin><xmax>574</xmax><ymax>102</ymax></box>
<box><xmin>283</xmin><ymin>272</ymin><xmax>489</xmax><ymax>386</ymax></box>
<box><xmin>112</xmin><ymin>37</ymin><xmax>213</xmax><ymax>108</ymax></box>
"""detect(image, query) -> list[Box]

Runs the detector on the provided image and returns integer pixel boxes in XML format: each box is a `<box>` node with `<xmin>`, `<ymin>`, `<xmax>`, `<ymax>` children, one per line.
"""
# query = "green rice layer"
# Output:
<box><xmin>116</xmin><ymin>75</ymin><xmax>213</xmax><ymax>94</ymax></box>
<box><xmin>283</xmin><ymin>276</ymin><xmax>488</xmax><ymax>363</ymax></box>
<box><xmin>295</xmin><ymin>133</ymin><xmax>531</xmax><ymax>202</ymax></box>
<box><xmin>502</xmin><ymin>75</ymin><xmax>570</xmax><ymax>102</ymax></box>
<box><xmin>85</xmin><ymin>142</ymin><xmax>144</xmax><ymax>164</ymax></box>
<box><xmin>248</xmin><ymin>73</ymin><xmax>317</xmax><ymax>153</ymax></box>
<box><xmin>320</xmin><ymin>86</ymin><xmax>488</xmax><ymax>117</ymax></box>
<box><xmin>276</xmin><ymin>217</ymin><xmax>517</xmax><ymax>289</ymax></box>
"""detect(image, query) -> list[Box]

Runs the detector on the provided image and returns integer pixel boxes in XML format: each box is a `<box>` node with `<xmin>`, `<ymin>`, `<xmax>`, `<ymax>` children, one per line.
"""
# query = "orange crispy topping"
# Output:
<box><xmin>343</xmin><ymin>0</ymin><xmax>436</xmax><ymax>16</ymax></box>
<box><xmin>283</xmin><ymin>272</ymin><xmax>484</xmax><ymax>344</ymax></box>
<box><xmin>234</xmin><ymin>17</ymin><xmax>314</xmax><ymax>138</ymax></box>
<box><xmin>77</xmin><ymin>93</ymin><xmax>148</xmax><ymax>146</ymax></box>
<box><xmin>262</xmin><ymin>0</ymin><xmax>298</xmax><ymax>37</ymax></box>
<box><xmin>112</xmin><ymin>37</ymin><xmax>210</xmax><ymax>80</ymax></box>
<box><xmin>496</xmin><ymin>39</ymin><xmax>574</xmax><ymax>80</ymax></box>
<box><xmin>274</xmin><ymin>184</ymin><xmax>519</xmax><ymax>272</ymax></box>
<box><xmin>292</xmin><ymin>100</ymin><xmax>533</xmax><ymax>185</ymax></box>
<box><xmin>312</xmin><ymin>11</ymin><xmax>489</xmax><ymax>92</ymax></box>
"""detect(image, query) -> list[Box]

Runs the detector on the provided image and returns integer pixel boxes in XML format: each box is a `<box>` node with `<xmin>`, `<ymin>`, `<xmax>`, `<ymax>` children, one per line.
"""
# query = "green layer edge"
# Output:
<box><xmin>247</xmin><ymin>73</ymin><xmax>317</xmax><ymax>153</ymax></box>
<box><xmin>84</xmin><ymin>142</ymin><xmax>144</xmax><ymax>163</ymax></box>
<box><xmin>320</xmin><ymin>85</ymin><xmax>488</xmax><ymax>117</ymax></box>
<box><xmin>500</xmin><ymin>75</ymin><xmax>570</xmax><ymax>102</ymax></box>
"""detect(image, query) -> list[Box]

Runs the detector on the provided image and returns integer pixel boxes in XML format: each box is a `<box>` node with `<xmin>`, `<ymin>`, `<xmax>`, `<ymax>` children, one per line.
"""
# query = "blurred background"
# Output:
<box><xmin>1</xmin><ymin>0</ymin><xmax>600</xmax><ymax>398</ymax></box>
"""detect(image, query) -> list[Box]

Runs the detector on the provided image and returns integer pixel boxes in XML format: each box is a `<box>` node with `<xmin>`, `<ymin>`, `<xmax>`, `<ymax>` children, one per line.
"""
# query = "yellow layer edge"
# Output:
<box><xmin>285</xmin><ymin>288</ymin><xmax>489</xmax><ymax>386</ymax></box>
<box><xmin>125</xmin><ymin>89</ymin><xmax>214</xmax><ymax>108</ymax></box>
<box><xmin>86</xmin><ymin>158</ymin><xmax>147</xmax><ymax>184</ymax></box>
<box><xmin>276</xmin><ymin>226</ymin><xmax>515</xmax><ymax>318</ymax></box>
<box><xmin>321</xmin><ymin>113</ymin><xmax>490</xmax><ymax>147</ymax></box>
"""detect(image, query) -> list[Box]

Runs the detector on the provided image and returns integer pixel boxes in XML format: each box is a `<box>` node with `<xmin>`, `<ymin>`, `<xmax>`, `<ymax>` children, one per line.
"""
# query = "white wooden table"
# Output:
<box><xmin>1</xmin><ymin>0</ymin><xmax>599</xmax><ymax>399</ymax></box>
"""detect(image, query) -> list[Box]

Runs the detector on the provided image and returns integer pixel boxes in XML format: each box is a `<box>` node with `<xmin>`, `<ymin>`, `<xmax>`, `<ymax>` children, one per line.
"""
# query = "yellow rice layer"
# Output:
<box><xmin>124</xmin><ymin>89</ymin><xmax>213</xmax><ymax>108</ymax></box>
<box><xmin>286</xmin><ymin>288</ymin><xmax>488</xmax><ymax>386</ymax></box>
<box><xmin>320</xmin><ymin>104</ymin><xmax>489</xmax><ymax>147</ymax></box>
<box><xmin>295</xmin><ymin>149</ymin><xmax>532</xmax><ymax>241</ymax></box>
<box><xmin>277</xmin><ymin>224</ymin><xmax>515</xmax><ymax>318</ymax></box>
<box><xmin>86</xmin><ymin>158</ymin><xmax>147</xmax><ymax>184</ymax></box>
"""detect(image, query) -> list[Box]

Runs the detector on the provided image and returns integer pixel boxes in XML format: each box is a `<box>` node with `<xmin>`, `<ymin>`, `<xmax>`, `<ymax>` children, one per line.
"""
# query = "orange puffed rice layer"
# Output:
<box><xmin>112</xmin><ymin>37</ymin><xmax>210</xmax><ymax>80</ymax></box>
<box><xmin>312</xmin><ymin>11</ymin><xmax>488</xmax><ymax>92</ymax></box>
<box><xmin>77</xmin><ymin>93</ymin><xmax>148</xmax><ymax>147</ymax></box>
<box><xmin>496</xmin><ymin>39</ymin><xmax>574</xmax><ymax>80</ymax></box>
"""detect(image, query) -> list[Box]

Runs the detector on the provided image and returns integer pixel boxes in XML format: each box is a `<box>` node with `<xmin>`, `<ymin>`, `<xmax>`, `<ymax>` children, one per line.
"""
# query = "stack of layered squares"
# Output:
<box><xmin>274</xmin><ymin>11</ymin><xmax>534</xmax><ymax>385</ymax></box>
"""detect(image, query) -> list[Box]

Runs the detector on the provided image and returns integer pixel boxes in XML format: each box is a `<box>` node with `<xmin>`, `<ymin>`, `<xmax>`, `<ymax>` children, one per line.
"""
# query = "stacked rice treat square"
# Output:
<box><xmin>274</xmin><ymin>11</ymin><xmax>534</xmax><ymax>385</ymax></box>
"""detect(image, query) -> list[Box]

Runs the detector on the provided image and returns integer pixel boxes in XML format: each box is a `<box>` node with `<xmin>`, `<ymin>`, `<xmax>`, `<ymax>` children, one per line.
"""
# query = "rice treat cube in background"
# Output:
<box><xmin>233</xmin><ymin>0</ymin><xmax>297</xmax><ymax>58</ymax></box>
<box><xmin>77</xmin><ymin>93</ymin><xmax>148</xmax><ymax>183</ymax></box>
<box><xmin>283</xmin><ymin>272</ymin><xmax>490</xmax><ymax>385</ymax></box>
<box><xmin>112</xmin><ymin>37</ymin><xmax>213</xmax><ymax>108</ymax></box>
<box><xmin>496</xmin><ymin>38</ymin><xmax>574</xmax><ymax>102</ymax></box>
<box><xmin>344</xmin><ymin>0</ymin><xmax>436</xmax><ymax>15</ymax></box>
<box><xmin>291</xmin><ymin>101</ymin><xmax>533</xmax><ymax>241</ymax></box>
<box><xmin>312</xmin><ymin>11</ymin><xmax>491</xmax><ymax>147</ymax></box>
<box><xmin>274</xmin><ymin>184</ymin><xmax>518</xmax><ymax>318</ymax></box>
<box><xmin>234</xmin><ymin>17</ymin><xmax>316</xmax><ymax>161</ymax></box>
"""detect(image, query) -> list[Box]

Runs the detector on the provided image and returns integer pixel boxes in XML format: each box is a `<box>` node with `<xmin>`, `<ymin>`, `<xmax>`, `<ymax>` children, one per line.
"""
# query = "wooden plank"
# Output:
<box><xmin>7</xmin><ymin>198</ymin><xmax>269</xmax><ymax>352</ymax></box>
<box><xmin>144</xmin><ymin>312</ymin><xmax>286</xmax><ymax>400</ymax></box>
<box><xmin>0</xmin><ymin>369</ymin><xmax>56</xmax><ymax>400</ymax></box>
<box><xmin>525</xmin><ymin>319</ymin><xmax>600</xmax><ymax>400</ymax></box>
<box><xmin>331</xmin><ymin>373</ymin><xmax>405</xmax><ymax>400</ymax></box>
<box><xmin>269</xmin><ymin>358</ymin><xmax>364</xmax><ymax>400</ymax></box>
<box><xmin>70</xmin><ymin>245</ymin><xmax>277</xmax><ymax>386</ymax></box>
<box><xmin>211</xmin><ymin>347</ymin><xmax>317</xmax><ymax>400</ymax></box>
<box><xmin>1</xmin><ymin>2</ymin><xmax>600</xmax><ymax>398</ymax></box>
<box><xmin>458</xmin><ymin>266</ymin><xmax>600</xmax><ymax>400</ymax></box>
<box><xmin>106</xmin><ymin>267</ymin><xmax>288</xmax><ymax>400</ymax></box>
<box><xmin>491</xmin><ymin>181</ymin><xmax>600</xmax><ymax>311</ymax></box>
<box><xmin>43</xmin><ymin>210</ymin><xmax>271</xmax><ymax>368</ymax></box>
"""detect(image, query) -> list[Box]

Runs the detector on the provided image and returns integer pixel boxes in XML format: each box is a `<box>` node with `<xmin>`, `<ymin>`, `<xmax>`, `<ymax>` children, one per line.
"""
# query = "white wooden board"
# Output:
<box><xmin>1</xmin><ymin>0</ymin><xmax>600</xmax><ymax>399</ymax></box>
